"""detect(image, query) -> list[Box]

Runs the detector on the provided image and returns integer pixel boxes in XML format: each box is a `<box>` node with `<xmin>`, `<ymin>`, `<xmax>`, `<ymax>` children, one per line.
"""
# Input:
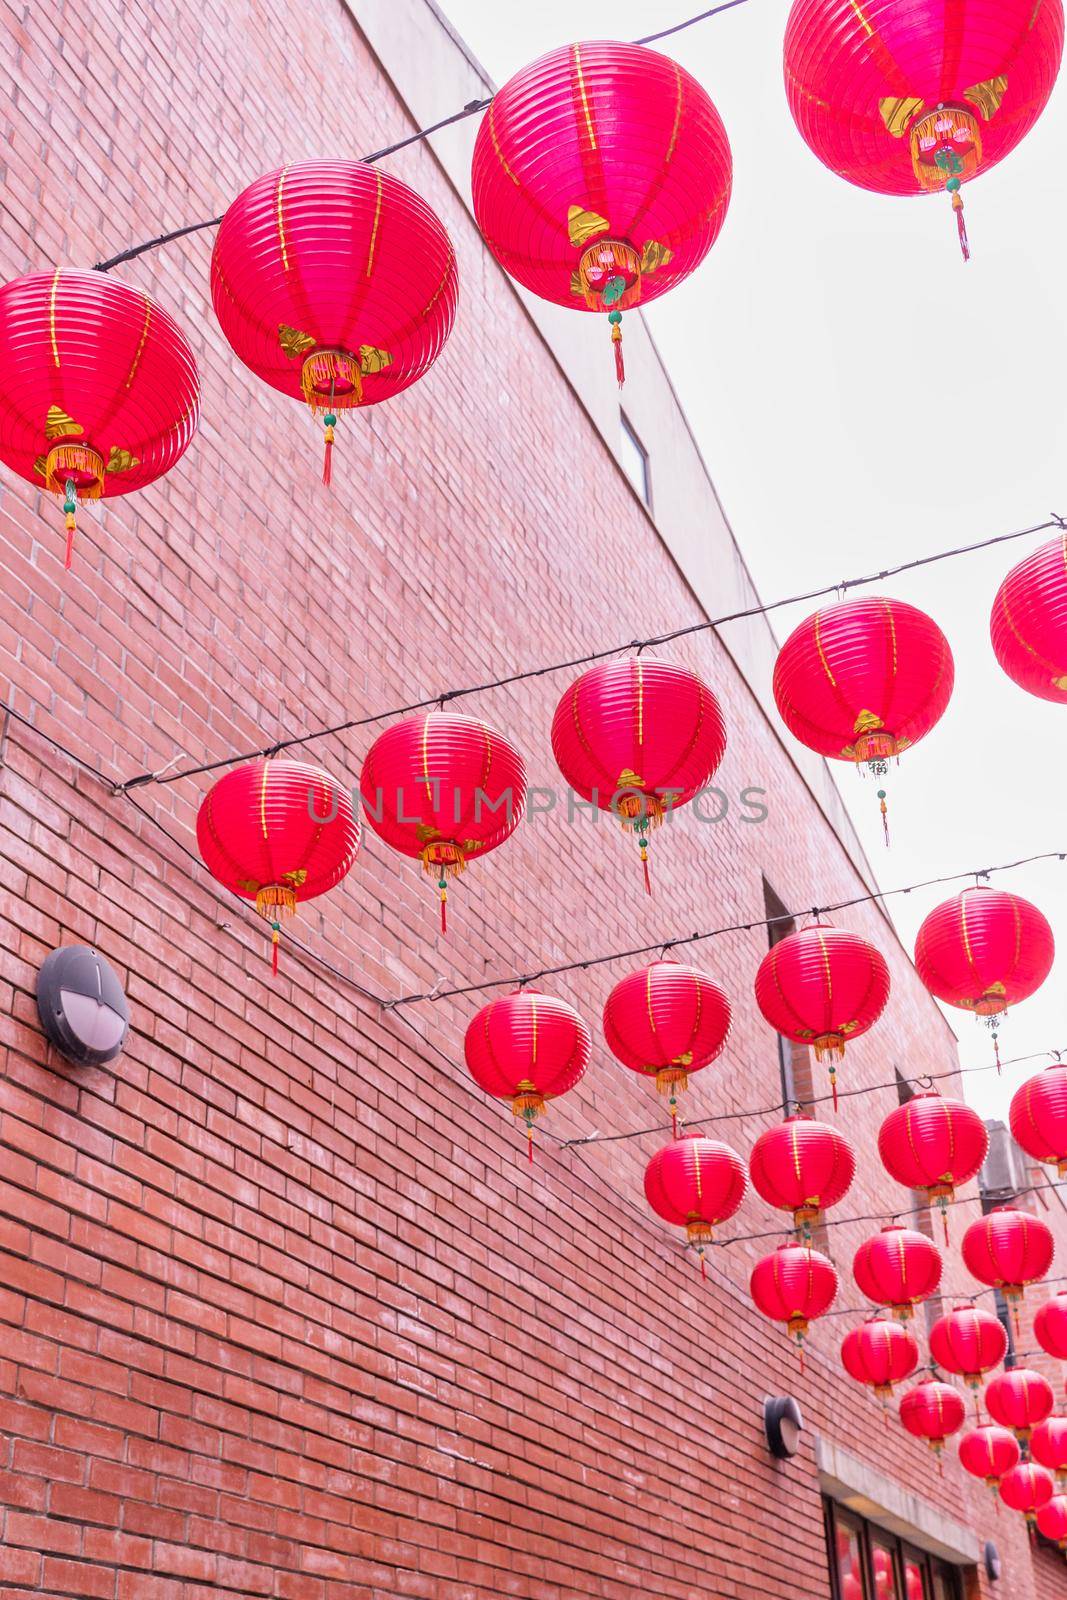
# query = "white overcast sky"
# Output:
<box><xmin>437</xmin><ymin>0</ymin><xmax>1067</xmax><ymax>1121</ymax></box>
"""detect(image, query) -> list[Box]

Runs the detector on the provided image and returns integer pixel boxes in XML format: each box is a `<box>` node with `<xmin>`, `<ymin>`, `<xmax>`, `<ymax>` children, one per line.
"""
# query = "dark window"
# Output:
<box><xmin>619</xmin><ymin>412</ymin><xmax>651</xmax><ymax>507</ymax></box>
<box><xmin>824</xmin><ymin>1498</ymin><xmax>964</xmax><ymax>1600</ymax></box>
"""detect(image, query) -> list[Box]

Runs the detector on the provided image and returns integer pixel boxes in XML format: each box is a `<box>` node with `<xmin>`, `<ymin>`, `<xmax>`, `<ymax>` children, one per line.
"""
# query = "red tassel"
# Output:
<box><xmin>993</xmin><ymin>1029</ymin><xmax>1002</xmax><ymax>1075</ymax></box>
<box><xmin>700</xmin><ymin>1254</ymin><xmax>707</xmax><ymax>1281</ymax></box>
<box><xmin>611</xmin><ymin>322</ymin><xmax>624</xmax><ymax>387</ymax></box>
<box><xmin>527</xmin><ymin>1124</ymin><xmax>534</xmax><ymax>1164</ymax></box>
<box><xmin>830</xmin><ymin>1067</ymin><xmax>839</xmax><ymax>1114</ymax></box>
<box><xmin>877</xmin><ymin>789</ymin><xmax>889</xmax><ymax>847</ymax></box>
<box><xmin>322</xmin><ymin>414</ymin><xmax>336</xmax><ymax>486</ymax></box>
<box><xmin>797</xmin><ymin>1341</ymin><xmax>805</xmax><ymax>1376</ymax></box>
<box><xmin>941</xmin><ymin>1205</ymin><xmax>949</xmax><ymax>1248</ymax></box>
<box><xmin>640</xmin><ymin>840</ymin><xmax>651</xmax><ymax>896</ymax></box>
<box><xmin>953</xmin><ymin>191</ymin><xmax>970</xmax><ymax>262</ymax></box>
<box><xmin>439</xmin><ymin>883</ymin><xmax>447</xmax><ymax>936</ymax></box>
<box><xmin>671</xmin><ymin>1104</ymin><xmax>678</xmax><ymax>1139</ymax></box>
<box><xmin>271</xmin><ymin>925</ymin><xmax>280</xmax><ymax>977</ymax></box>
<box><xmin>64</xmin><ymin>511</ymin><xmax>76</xmax><ymax>570</ymax></box>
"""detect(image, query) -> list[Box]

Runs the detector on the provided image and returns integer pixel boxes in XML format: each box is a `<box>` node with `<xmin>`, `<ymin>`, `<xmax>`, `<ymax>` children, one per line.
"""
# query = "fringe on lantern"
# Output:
<box><xmin>44</xmin><ymin>443</ymin><xmax>104</xmax><ymax>498</ymax></box>
<box><xmin>813</xmin><ymin>1034</ymin><xmax>845</xmax><ymax>1065</ymax></box>
<box><xmin>952</xmin><ymin>190</ymin><xmax>970</xmax><ymax>262</ymax></box>
<box><xmin>300</xmin><ymin>349</ymin><xmax>363</xmax><ymax>412</ymax></box>
<box><xmin>617</xmin><ymin>790</ymin><xmax>665</xmax><ymax>832</ymax></box>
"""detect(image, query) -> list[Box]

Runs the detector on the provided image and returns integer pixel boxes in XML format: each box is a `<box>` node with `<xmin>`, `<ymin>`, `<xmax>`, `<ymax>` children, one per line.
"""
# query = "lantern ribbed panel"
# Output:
<box><xmin>853</xmin><ymin>1224</ymin><xmax>943</xmax><ymax>1313</ymax></box>
<box><xmin>211</xmin><ymin>161</ymin><xmax>457</xmax><ymax>409</ymax></box>
<box><xmin>1038</xmin><ymin>1494</ymin><xmax>1067</xmax><ymax>1546</ymax></box>
<box><xmin>991</xmin><ymin>534</ymin><xmax>1067</xmax><ymax>703</ymax></box>
<box><xmin>840</xmin><ymin>1315</ymin><xmax>918</xmax><ymax>1392</ymax></box>
<box><xmin>878</xmin><ymin>1092</ymin><xmax>989</xmax><ymax>1195</ymax></box>
<box><xmin>602</xmin><ymin>962</ymin><xmax>731</xmax><ymax>1078</ymax></box>
<box><xmin>749</xmin><ymin>1242</ymin><xmax>839</xmax><ymax>1325</ymax></box>
<box><xmin>1009</xmin><ymin>1066</ymin><xmax>1067</xmax><ymax>1174</ymax></box>
<box><xmin>0</xmin><ymin>270</ymin><xmax>199</xmax><ymax>497</ymax></box>
<box><xmin>899</xmin><ymin>1381</ymin><xmax>966</xmax><ymax>1445</ymax></box>
<box><xmin>928</xmin><ymin>1305</ymin><xmax>1007</xmax><ymax>1383</ymax></box>
<box><xmin>772</xmin><ymin>598</ymin><xmax>953</xmax><ymax>763</ymax></box>
<box><xmin>551</xmin><ymin>658</ymin><xmax>726</xmax><ymax>816</ymax></box>
<box><xmin>753</xmin><ymin>925</ymin><xmax>890</xmax><ymax>1050</ymax></box>
<box><xmin>463</xmin><ymin>990</ymin><xmax>591</xmax><ymax>1103</ymax></box>
<box><xmin>783</xmin><ymin>0</ymin><xmax>1064</xmax><ymax>196</ymax></box>
<box><xmin>359</xmin><ymin>713</ymin><xmax>526</xmax><ymax>864</ymax></box>
<box><xmin>1030</xmin><ymin>1418</ymin><xmax>1067</xmax><ymax>1478</ymax></box>
<box><xmin>1035</xmin><ymin>1292</ymin><xmax>1067</xmax><ymax>1358</ymax></box>
<box><xmin>962</xmin><ymin>1206</ymin><xmax>1054</xmax><ymax>1291</ymax></box>
<box><xmin>196</xmin><ymin>759</ymin><xmax>359</xmax><ymax>902</ymax></box>
<box><xmin>471</xmin><ymin>41</ymin><xmax>731</xmax><ymax>311</ymax></box>
<box><xmin>985</xmin><ymin>1369</ymin><xmax>1056</xmax><ymax>1433</ymax></box>
<box><xmin>914</xmin><ymin>887</ymin><xmax>1055</xmax><ymax>1014</ymax></box>
<box><xmin>749</xmin><ymin>1115</ymin><xmax>855</xmax><ymax>1217</ymax></box>
<box><xmin>958</xmin><ymin>1424</ymin><xmax>1020</xmax><ymax>1484</ymax></box>
<box><xmin>1000</xmin><ymin>1461</ymin><xmax>1055</xmax><ymax>1514</ymax></box>
<box><xmin>643</xmin><ymin>1134</ymin><xmax>747</xmax><ymax>1229</ymax></box>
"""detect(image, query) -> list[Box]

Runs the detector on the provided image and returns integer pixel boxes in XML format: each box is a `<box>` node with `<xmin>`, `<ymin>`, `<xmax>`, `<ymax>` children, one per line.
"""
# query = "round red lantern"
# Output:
<box><xmin>991</xmin><ymin>533</ymin><xmax>1067</xmax><ymax>704</ymax></box>
<box><xmin>878</xmin><ymin>1092</ymin><xmax>988</xmax><ymax>1241</ymax></box>
<box><xmin>471</xmin><ymin>40</ymin><xmax>731</xmax><ymax>385</ymax></box>
<box><xmin>754</xmin><ymin>925</ymin><xmax>889</xmax><ymax>1109</ymax></box>
<box><xmin>464</xmin><ymin>988</ymin><xmax>591</xmax><ymax>1158</ymax></box>
<box><xmin>899</xmin><ymin>1381</ymin><xmax>966</xmax><ymax>1462</ymax></box>
<box><xmin>602</xmin><ymin>962</ymin><xmax>731</xmax><ymax>1131</ymax></box>
<box><xmin>749</xmin><ymin>1113</ymin><xmax>855</xmax><ymax>1233</ymax></box>
<box><xmin>1000</xmin><ymin>1461</ymin><xmax>1055</xmax><ymax>1522</ymax></box>
<box><xmin>928</xmin><ymin>1305</ymin><xmax>1007</xmax><ymax>1400</ymax></box>
<box><xmin>784</xmin><ymin>0</ymin><xmax>1064</xmax><ymax>258</ymax></box>
<box><xmin>211</xmin><ymin>160</ymin><xmax>458</xmax><ymax>482</ymax></box>
<box><xmin>1037</xmin><ymin>1494</ymin><xmax>1067</xmax><ymax>1549</ymax></box>
<box><xmin>0</xmin><ymin>270</ymin><xmax>200</xmax><ymax>566</ymax></box>
<box><xmin>359</xmin><ymin>712</ymin><xmax>526</xmax><ymax>932</ymax></box>
<box><xmin>750</xmin><ymin>1241</ymin><xmax>838</xmax><ymax>1361</ymax></box>
<box><xmin>1031</xmin><ymin>1418</ymin><xmax>1067</xmax><ymax>1485</ymax></box>
<box><xmin>985</xmin><ymin>1368</ymin><xmax>1056</xmax><ymax>1443</ymax></box>
<box><xmin>196</xmin><ymin>758</ymin><xmax>360</xmax><ymax>971</ymax></box>
<box><xmin>915</xmin><ymin>887</ymin><xmax>1055</xmax><ymax>1067</ymax></box>
<box><xmin>644</xmin><ymin>1133</ymin><xmax>746</xmax><ymax>1275</ymax></box>
<box><xmin>772</xmin><ymin>597</ymin><xmax>953</xmax><ymax>842</ymax></box>
<box><xmin>962</xmin><ymin>1206</ymin><xmax>1054</xmax><ymax>1316</ymax></box>
<box><xmin>550</xmin><ymin>657</ymin><xmax>726</xmax><ymax>890</ymax></box>
<box><xmin>853</xmin><ymin>1224</ymin><xmax>943</xmax><ymax>1321</ymax></box>
<box><xmin>958</xmin><ymin>1424</ymin><xmax>1020</xmax><ymax>1491</ymax></box>
<box><xmin>1010</xmin><ymin>1065</ymin><xmax>1067</xmax><ymax>1178</ymax></box>
<box><xmin>840</xmin><ymin>1314</ymin><xmax>919</xmax><ymax>1404</ymax></box>
<box><xmin>1036</xmin><ymin>1292</ymin><xmax>1067</xmax><ymax>1362</ymax></box>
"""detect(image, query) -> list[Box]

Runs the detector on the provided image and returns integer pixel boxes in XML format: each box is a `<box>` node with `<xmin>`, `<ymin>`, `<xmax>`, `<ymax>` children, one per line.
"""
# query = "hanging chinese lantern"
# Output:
<box><xmin>1000</xmin><ymin>1461</ymin><xmax>1055</xmax><ymax>1523</ymax></box>
<box><xmin>1030</xmin><ymin>1419</ymin><xmax>1067</xmax><ymax>1486</ymax></box>
<box><xmin>961</xmin><ymin>1206</ymin><xmax>1054</xmax><ymax>1323</ymax></box>
<box><xmin>471</xmin><ymin>40</ymin><xmax>732</xmax><ymax>386</ymax></box>
<box><xmin>359</xmin><ymin>712</ymin><xmax>526</xmax><ymax>932</ymax></box>
<box><xmin>464</xmin><ymin>988</ymin><xmax>591</xmax><ymax>1159</ymax></box>
<box><xmin>750</xmin><ymin>1241</ymin><xmax>838</xmax><ymax>1366</ymax></box>
<box><xmin>644</xmin><ymin>1133</ymin><xmax>746</xmax><ymax>1277</ymax></box>
<box><xmin>1036</xmin><ymin>1292</ymin><xmax>1067</xmax><ymax>1366</ymax></box>
<box><xmin>840</xmin><ymin>1314</ymin><xmax>919</xmax><ymax>1407</ymax></box>
<box><xmin>853</xmin><ymin>1223</ymin><xmax>943</xmax><ymax>1321</ymax></box>
<box><xmin>915</xmin><ymin>887</ymin><xmax>1055</xmax><ymax>1068</ymax></box>
<box><xmin>899</xmin><ymin>1381</ymin><xmax>966</xmax><ymax>1472</ymax></box>
<box><xmin>877</xmin><ymin>1092</ymin><xmax>989</xmax><ymax>1242</ymax></box>
<box><xmin>772</xmin><ymin>597</ymin><xmax>953</xmax><ymax>843</ymax></box>
<box><xmin>603</xmin><ymin>962</ymin><xmax>731</xmax><ymax>1132</ymax></box>
<box><xmin>196</xmin><ymin>759</ymin><xmax>360</xmax><ymax>972</ymax></box>
<box><xmin>749</xmin><ymin>1113</ymin><xmax>856</xmax><ymax>1235</ymax></box>
<box><xmin>928</xmin><ymin>1305</ymin><xmax>1007</xmax><ymax>1414</ymax></box>
<box><xmin>211</xmin><ymin>160</ymin><xmax>458</xmax><ymax>483</ymax></box>
<box><xmin>1037</xmin><ymin>1495</ymin><xmax>1067</xmax><ymax>1549</ymax></box>
<box><xmin>1010</xmin><ymin>1064</ymin><xmax>1067</xmax><ymax>1177</ymax></box>
<box><xmin>985</xmin><ymin>1368</ymin><xmax>1056</xmax><ymax>1444</ymax></box>
<box><xmin>753</xmin><ymin>924</ymin><xmax>889</xmax><ymax>1109</ymax></box>
<box><xmin>0</xmin><ymin>270</ymin><xmax>200</xmax><ymax>567</ymax></box>
<box><xmin>550</xmin><ymin>658</ymin><xmax>726</xmax><ymax>890</ymax></box>
<box><xmin>958</xmin><ymin>1424</ymin><xmax>1021</xmax><ymax>1496</ymax></box>
<box><xmin>991</xmin><ymin>533</ymin><xmax>1067</xmax><ymax>704</ymax></box>
<box><xmin>783</xmin><ymin>0</ymin><xmax>1064</xmax><ymax>260</ymax></box>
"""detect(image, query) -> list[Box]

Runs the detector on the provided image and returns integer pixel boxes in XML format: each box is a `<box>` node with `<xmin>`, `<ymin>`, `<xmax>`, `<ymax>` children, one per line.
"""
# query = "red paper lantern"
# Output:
<box><xmin>471</xmin><ymin>40</ymin><xmax>732</xmax><ymax>384</ymax></box>
<box><xmin>1010</xmin><ymin>1065</ymin><xmax>1067</xmax><ymax>1178</ymax></box>
<box><xmin>928</xmin><ymin>1305</ymin><xmax>1007</xmax><ymax>1396</ymax></box>
<box><xmin>1037</xmin><ymin>1494</ymin><xmax>1067</xmax><ymax>1548</ymax></box>
<box><xmin>360</xmin><ymin>713</ymin><xmax>526</xmax><ymax>932</ymax></box>
<box><xmin>961</xmin><ymin>1206</ymin><xmax>1054</xmax><ymax>1314</ymax></box>
<box><xmin>644</xmin><ymin>1133</ymin><xmax>746</xmax><ymax>1275</ymax></box>
<box><xmin>550</xmin><ymin>658</ymin><xmax>726</xmax><ymax>889</ymax></box>
<box><xmin>899</xmin><ymin>1380</ymin><xmax>966</xmax><ymax>1460</ymax></box>
<box><xmin>1036</xmin><ymin>1292</ymin><xmax>1067</xmax><ymax>1361</ymax></box>
<box><xmin>196</xmin><ymin>759</ymin><xmax>360</xmax><ymax>971</ymax></box>
<box><xmin>772</xmin><ymin>597</ymin><xmax>953</xmax><ymax>843</ymax></box>
<box><xmin>1000</xmin><ymin>1461</ymin><xmax>1055</xmax><ymax>1521</ymax></box>
<box><xmin>985</xmin><ymin>1368</ymin><xmax>1056</xmax><ymax>1442</ymax></box>
<box><xmin>0</xmin><ymin>270</ymin><xmax>200</xmax><ymax>566</ymax></box>
<box><xmin>749</xmin><ymin>1113</ymin><xmax>856</xmax><ymax>1232</ymax></box>
<box><xmin>958</xmin><ymin>1423</ymin><xmax>1021</xmax><ymax>1490</ymax></box>
<box><xmin>853</xmin><ymin>1224</ymin><xmax>943</xmax><ymax>1321</ymax></box>
<box><xmin>464</xmin><ymin>988</ymin><xmax>591</xmax><ymax>1157</ymax></box>
<box><xmin>784</xmin><ymin>0</ymin><xmax>1064</xmax><ymax>258</ymax></box>
<box><xmin>212</xmin><ymin>160</ymin><xmax>458</xmax><ymax>482</ymax></box>
<box><xmin>1031</xmin><ymin>1418</ymin><xmax>1067</xmax><ymax>1485</ymax></box>
<box><xmin>603</xmin><ymin>961</ymin><xmax>731</xmax><ymax>1130</ymax></box>
<box><xmin>991</xmin><ymin>533</ymin><xmax>1067</xmax><ymax>703</ymax></box>
<box><xmin>840</xmin><ymin>1314</ymin><xmax>919</xmax><ymax>1403</ymax></box>
<box><xmin>877</xmin><ymin>1091</ymin><xmax>988</xmax><ymax>1241</ymax></box>
<box><xmin>753</xmin><ymin>924</ymin><xmax>889</xmax><ymax>1108</ymax></box>
<box><xmin>915</xmin><ymin>887</ymin><xmax>1055</xmax><ymax>1066</ymax></box>
<box><xmin>750</xmin><ymin>1241</ymin><xmax>838</xmax><ymax>1359</ymax></box>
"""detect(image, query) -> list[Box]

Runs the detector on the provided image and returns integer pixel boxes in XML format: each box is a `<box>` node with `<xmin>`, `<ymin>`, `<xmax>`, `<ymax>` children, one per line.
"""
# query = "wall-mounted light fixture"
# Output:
<box><xmin>763</xmin><ymin>1395</ymin><xmax>804</xmax><ymax>1461</ymax></box>
<box><xmin>36</xmin><ymin>946</ymin><xmax>129</xmax><ymax>1067</ymax></box>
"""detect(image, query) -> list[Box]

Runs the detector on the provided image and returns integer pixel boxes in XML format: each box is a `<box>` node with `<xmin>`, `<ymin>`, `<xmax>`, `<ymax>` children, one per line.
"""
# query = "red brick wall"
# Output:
<box><xmin>0</xmin><ymin>2</ymin><xmax>1063</xmax><ymax>1597</ymax></box>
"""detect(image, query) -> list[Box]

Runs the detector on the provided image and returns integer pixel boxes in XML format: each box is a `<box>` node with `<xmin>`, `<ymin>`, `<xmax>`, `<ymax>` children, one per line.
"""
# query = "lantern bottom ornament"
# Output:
<box><xmin>43</xmin><ymin>445</ymin><xmax>106</xmax><ymax>569</ymax></box>
<box><xmin>297</xmin><ymin>346</ymin><xmax>373</xmax><ymax>486</ymax></box>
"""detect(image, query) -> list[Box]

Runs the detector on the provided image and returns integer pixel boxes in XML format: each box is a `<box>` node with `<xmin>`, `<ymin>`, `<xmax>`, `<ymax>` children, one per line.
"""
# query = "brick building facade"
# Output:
<box><xmin>0</xmin><ymin>1</ymin><xmax>1063</xmax><ymax>1596</ymax></box>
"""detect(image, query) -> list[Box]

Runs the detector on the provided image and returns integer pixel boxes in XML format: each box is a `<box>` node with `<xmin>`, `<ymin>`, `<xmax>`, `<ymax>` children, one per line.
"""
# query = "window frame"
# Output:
<box><xmin>823</xmin><ymin>1497</ymin><xmax>964</xmax><ymax>1600</ymax></box>
<box><xmin>618</xmin><ymin>410</ymin><xmax>652</xmax><ymax>508</ymax></box>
